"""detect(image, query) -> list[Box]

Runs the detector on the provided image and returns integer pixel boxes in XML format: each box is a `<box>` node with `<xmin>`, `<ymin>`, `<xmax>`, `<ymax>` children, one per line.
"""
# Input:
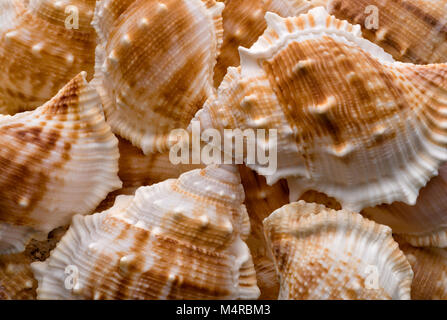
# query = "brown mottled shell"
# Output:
<box><xmin>214</xmin><ymin>0</ymin><xmax>315</xmax><ymax>87</ymax></box>
<box><xmin>363</xmin><ymin>164</ymin><xmax>447</xmax><ymax>248</ymax></box>
<box><xmin>32</xmin><ymin>165</ymin><xmax>260</xmax><ymax>300</ymax></box>
<box><xmin>264</xmin><ymin>201</ymin><xmax>413</xmax><ymax>299</ymax></box>
<box><xmin>93</xmin><ymin>0</ymin><xmax>224</xmax><ymax>154</ymax></box>
<box><xmin>0</xmin><ymin>226</ymin><xmax>67</xmax><ymax>300</ymax></box>
<box><xmin>195</xmin><ymin>7</ymin><xmax>447</xmax><ymax>212</ymax></box>
<box><xmin>239</xmin><ymin>165</ymin><xmax>290</xmax><ymax>299</ymax></box>
<box><xmin>0</xmin><ymin>72</ymin><xmax>122</xmax><ymax>254</ymax></box>
<box><xmin>397</xmin><ymin>239</ymin><xmax>447</xmax><ymax>300</ymax></box>
<box><xmin>326</xmin><ymin>0</ymin><xmax>447</xmax><ymax>64</ymax></box>
<box><xmin>0</xmin><ymin>0</ymin><xmax>97</xmax><ymax>114</ymax></box>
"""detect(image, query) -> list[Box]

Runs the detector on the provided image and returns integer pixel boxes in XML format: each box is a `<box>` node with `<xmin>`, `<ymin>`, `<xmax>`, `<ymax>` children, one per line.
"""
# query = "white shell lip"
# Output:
<box><xmin>264</xmin><ymin>201</ymin><xmax>413</xmax><ymax>300</ymax></box>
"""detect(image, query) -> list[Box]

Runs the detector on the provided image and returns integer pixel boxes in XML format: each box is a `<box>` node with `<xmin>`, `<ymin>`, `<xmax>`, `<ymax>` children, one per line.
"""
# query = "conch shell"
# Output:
<box><xmin>324</xmin><ymin>0</ymin><xmax>447</xmax><ymax>64</ymax></box>
<box><xmin>195</xmin><ymin>7</ymin><xmax>447</xmax><ymax>212</ymax></box>
<box><xmin>363</xmin><ymin>164</ymin><xmax>447</xmax><ymax>248</ymax></box>
<box><xmin>0</xmin><ymin>72</ymin><xmax>121</xmax><ymax>254</ymax></box>
<box><xmin>32</xmin><ymin>165</ymin><xmax>260</xmax><ymax>300</ymax></box>
<box><xmin>264</xmin><ymin>201</ymin><xmax>413</xmax><ymax>299</ymax></box>
<box><xmin>214</xmin><ymin>0</ymin><xmax>324</xmax><ymax>87</ymax></box>
<box><xmin>93</xmin><ymin>0</ymin><xmax>224</xmax><ymax>154</ymax></box>
<box><xmin>0</xmin><ymin>0</ymin><xmax>97</xmax><ymax>114</ymax></box>
<box><xmin>398</xmin><ymin>239</ymin><xmax>447</xmax><ymax>300</ymax></box>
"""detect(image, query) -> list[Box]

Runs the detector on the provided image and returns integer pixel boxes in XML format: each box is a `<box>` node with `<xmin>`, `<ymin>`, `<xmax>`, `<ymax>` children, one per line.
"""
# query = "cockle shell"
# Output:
<box><xmin>323</xmin><ymin>0</ymin><xmax>447</xmax><ymax>64</ymax></box>
<box><xmin>398</xmin><ymin>240</ymin><xmax>447</xmax><ymax>300</ymax></box>
<box><xmin>0</xmin><ymin>0</ymin><xmax>97</xmax><ymax>114</ymax></box>
<box><xmin>92</xmin><ymin>0</ymin><xmax>224</xmax><ymax>154</ymax></box>
<box><xmin>264</xmin><ymin>201</ymin><xmax>413</xmax><ymax>299</ymax></box>
<box><xmin>363</xmin><ymin>164</ymin><xmax>447</xmax><ymax>248</ymax></box>
<box><xmin>195</xmin><ymin>7</ymin><xmax>447</xmax><ymax>212</ymax></box>
<box><xmin>239</xmin><ymin>165</ymin><xmax>289</xmax><ymax>299</ymax></box>
<box><xmin>32</xmin><ymin>165</ymin><xmax>260</xmax><ymax>300</ymax></box>
<box><xmin>0</xmin><ymin>72</ymin><xmax>122</xmax><ymax>255</ymax></box>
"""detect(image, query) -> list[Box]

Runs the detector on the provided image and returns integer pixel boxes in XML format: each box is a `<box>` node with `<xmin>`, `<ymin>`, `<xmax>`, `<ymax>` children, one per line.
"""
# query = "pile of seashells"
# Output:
<box><xmin>0</xmin><ymin>0</ymin><xmax>447</xmax><ymax>300</ymax></box>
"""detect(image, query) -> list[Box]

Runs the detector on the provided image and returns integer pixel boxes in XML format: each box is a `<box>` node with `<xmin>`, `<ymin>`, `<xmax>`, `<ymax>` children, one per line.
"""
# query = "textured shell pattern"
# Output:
<box><xmin>264</xmin><ymin>201</ymin><xmax>413</xmax><ymax>299</ymax></box>
<box><xmin>93</xmin><ymin>0</ymin><xmax>224</xmax><ymax>154</ymax></box>
<box><xmin>195</xmin><ymin>7</ymin><xmax>447</xmax><ymax>212</ymax></box>
<box><xmin>0</xmin><ymin>0</ymin><xmax>97</xmax><ymax>115</ymax></box>
<box><xmin>0</xmin><ymin>72</ymin><xmax>121</xmax><ymax>255</ymax></box>
<box><xmin>32</xmin><ymin>165</ymin><xmax>260</xmax><ymax>300</ymax></box>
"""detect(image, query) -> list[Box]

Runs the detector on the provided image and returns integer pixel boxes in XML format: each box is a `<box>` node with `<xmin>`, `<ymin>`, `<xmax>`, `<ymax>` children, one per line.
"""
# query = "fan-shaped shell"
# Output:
<box><xmin>92</xmin><ymin>0</ymin><xmax>224</xmax><ymax>154</ymax></box>
<box><xmin>32</xmin><ymin>165</ymin><xmax>260</xmax><ymax>300</ymax></box>
<box><xmin>0</xmin><ymin>72</ymin><xmax>122</xmax><ymax>255</ymax></box>
<box><xmin>0</xmin><ymin>0</ymin><xmax>97</xmax><ymax>114</ymax></box>
<box><xmin>397</xmin><ymin>239</ymin><xmax>447</xmax><ymax>300</ymax></box>
<box><xmin>363</xmin><ymin>164</ymin><xmax>447</xmax><ymax>248</ymax></box>
<box><xmin>195</xmin><ymin>7</ymin><xmax>447</xmax><ymax>212</ymax></box>
<box><xmin>264</xmin><ymin>201</ymin><xmax>413</xmax><ymax>299</ymax></box>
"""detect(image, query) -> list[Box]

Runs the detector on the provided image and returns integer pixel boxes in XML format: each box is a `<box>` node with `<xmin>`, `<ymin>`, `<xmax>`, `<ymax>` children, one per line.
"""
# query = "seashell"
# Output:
<box><xmin>31</xmin><ymin>165</ymin><xmax>260</xmax><ymax>300</ymax></box>
<box><xmin>195</xmin><ymin>7</ymin><xmax>447</xmax><ymax>212</ymax></box>
<box><xmin>0</xmin><ymin>72</ymin><xmax>122</xmax><ymax>255</ymax></box>
<box><xmin>214</xmin><ymin>0</ymin><xmax>316</xmax><ymax>87</ymax></box>
<box><xmin>264</xmin><ymin>201</ymin><xmax>413</xmax><ymax>299</ymax></box>
<box><xmin>363</xmin><ymin>164</ymin><xmax>447</xmax><ymax>248</ymax></box>
<box><xmin>117</xmin><ymin>136</ymin><xmax>204</xmax><ymax>189</ymax></box>
<box><xmin>94</xmin><ymin>136</ymin><xmax>204</xmax><ymax>213</ymax></box>
<box><xmin>92</xmin><ymin>0</ymin><xmax>224</xmax><ymax>154</ymax></box>
<box><xmin>0</xmin><ymin>226</ymin><xmax>67</xmax><ymax>299</ymax></box>
<box><xmin>288</xmin><ymin>0</ymin><xmax>447</xmax><ymax>64</ymax></box>
<box><xmin>397</xmin><ymin>239</ymin><xmax>447</xmax><ymax>300</ymax></box>
<box><xmin>239</xmin><ymin>165</ymin><xmax>289</xmax><ymax>299</ymax></box>
<box><xmin>0</xmin><ymin>0</ymin><xmax>97</xmax><ymax>115</ymax></box>
<box><xmin>326</xmin><ymin>0</ymin><xmax>447</xmax><ymax>64</ymax></box>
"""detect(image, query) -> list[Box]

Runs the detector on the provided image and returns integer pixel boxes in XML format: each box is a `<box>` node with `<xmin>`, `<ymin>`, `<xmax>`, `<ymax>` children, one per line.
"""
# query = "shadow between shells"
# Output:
<box><xmin>1</xmin><ymin>0</ymin><xmax>447</xmax><ymax>300</ymax></box>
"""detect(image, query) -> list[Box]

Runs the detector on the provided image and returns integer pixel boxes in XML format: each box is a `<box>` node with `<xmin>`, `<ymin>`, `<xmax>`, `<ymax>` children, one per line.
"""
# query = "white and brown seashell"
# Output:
<box><xmin>92</xmin><ymin>0</ymin><xmax>224</xmax><ymax>154</ymax></box>
<box><xmin>0</xmin><ymin>0</ymin><xmax>97</xmax><ymax>114</ymax></box>
<box><xmin>397</xmin><ymin>239</ymin><xmax>447</xmax><ymax>300</ymax></box>
<box><xmin>264</xmin><ymin>201</ymin><xmax>413</xmax><ymax>299</ymax></box>
<box><xmin>32</xmin><ymin>165</ymin><xmax>260</xmax><ymax>300</ymax></box>
<box><xmin>195</xmin><ymin>7</ymin><xmax>447</xmax><ymax>212</ymax></box>
<box><xmin>0</xmin><ymin>72</ymin><xmax>121</xmax><ymax>255</ymax></box>
<box><xmin>363</xmin><ymin>164</ymin><xmax>447</xmax><ymax>248</ymax></box>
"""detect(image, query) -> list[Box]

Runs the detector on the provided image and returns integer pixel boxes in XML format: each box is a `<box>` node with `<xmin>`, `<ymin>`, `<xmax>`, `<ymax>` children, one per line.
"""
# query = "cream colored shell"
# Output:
<box><xmin>195</xmin><ymin>7</ymin><xmax>447</xmax><ymax>212</ymax></box>
<box><xmin>32</xmin><ymin>165</ymin><xmax>260</xmax><ymax>300</ymax></box>
<box><xmin>93</xmin><ymin>0</ymin><xmax>224</xmax><ymax>154</ymax></box>
<box><xmin>0</xmin><ymin>0</ymin><xmax>97</xmax><ymax>114</ymax></box>
<box><xmin>264</xmin><ymin>201</ymin><xmax>413</xmax><ymax>299</ymax></box>
<box><xmin>0</xmin><ymin>72</ymin><xmax>121</xmax><ymax>254</ymax></box>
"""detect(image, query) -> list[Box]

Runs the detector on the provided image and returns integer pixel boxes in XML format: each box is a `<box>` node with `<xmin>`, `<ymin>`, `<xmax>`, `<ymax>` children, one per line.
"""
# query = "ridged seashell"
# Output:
<box><xmin>0</xmin><ymin>0</ymin><xmax>97</xmax><ymax>114</ymax></box>
<box><xmin>239</xmin><ymin>165</ymin><xmax>289</xmax><ymax>299</ymax></box>
<box><xmin>92</xmin><ymin>0</ymin><xmax>224</xmax><ymax>154</ymax></box>
<box><xmin>326</xmin><ymin>0</ymin><xmax>447</xmax><ymax>64</ymax></box>
<box><xmin>195</xmin><ymin>7</ymin><xmax>447</xmax><ymax>212</ymax></box>
<box><xmin>0</xmin><ymin>226</ymin><xmax>67</xmax><ymax>299</ymax></box>
<box><xmin>214</xmin><ymin>0</ymin><xmax>318</xmax><ymax>87</ymax></box>
<box><xmin>94</xmin><ymin>137</ymin><xmax>204</xmax><ymax>213</ymax></box>
<box><xmin>32</xmin><ymin>165</ymin><xmax>260</xmax><ymax>300</ymax></box>
<box><xmin>0</xmin><ymin>72</ymin><xmax>122</xmax><ymax>255</ymax></box>
<box><xmin>264</xmin><ymin>201</ymin><xmax>413</xmax><ymax>299</ymax></box>
<box><xmin>363</xmin><ymin>164</ymin><xmax>447</xmax><ymax>248</ymax></box>
<box><xmin>397</xmin><ymin>240</ymin><xmax>447</xmax><ymax>300</ymax></box>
